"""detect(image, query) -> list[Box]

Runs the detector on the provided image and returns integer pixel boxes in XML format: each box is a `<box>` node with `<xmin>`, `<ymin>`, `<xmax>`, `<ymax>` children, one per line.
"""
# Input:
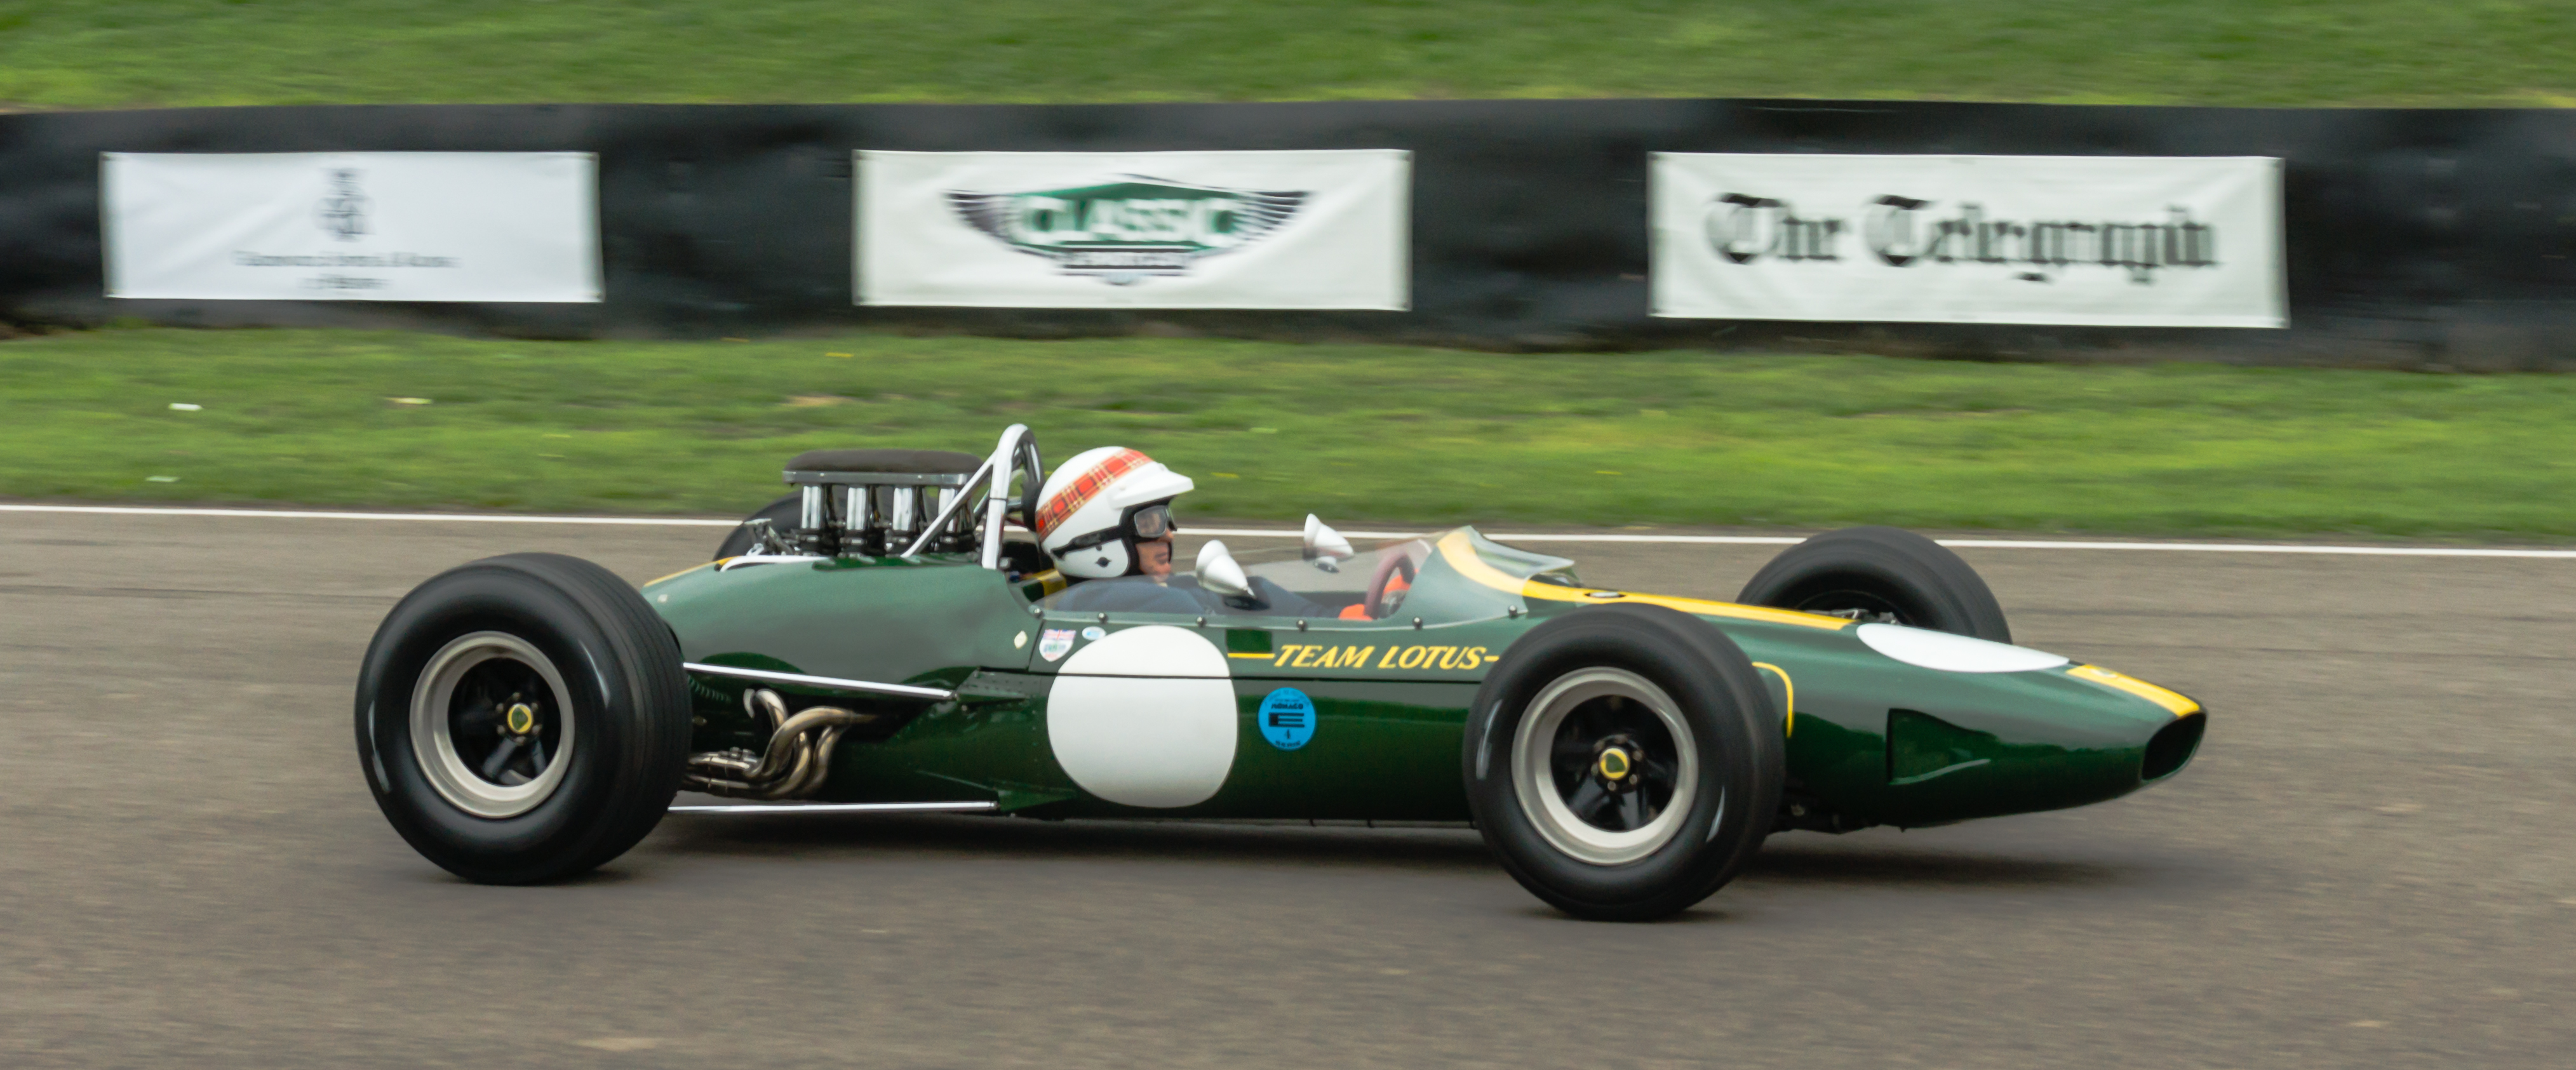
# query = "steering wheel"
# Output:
<box><xmin>1364</xmin><ymin>551</ymin><xmax>1418</xmax><ymax>619</ymax></box>
<box><xmin>1005</xmin><ymin>432</ymin><xmax>1044</xmax><ymax>530</ymax></box>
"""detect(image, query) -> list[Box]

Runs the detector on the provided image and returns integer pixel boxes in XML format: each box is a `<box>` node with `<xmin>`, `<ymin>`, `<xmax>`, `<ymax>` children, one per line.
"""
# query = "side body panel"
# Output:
<box><xmin>645</xmin><ymin>545</ymin><xmax>2200</xmax><ymax>828</ymax></box>
<box><xmin>1718</xmin><ymin>623</ymin><xmax>2189</xmax><ymax>827</ymax></box>
<box><xmin>998</xmin><ymin>607</ymin><xmax>1518</xmax><ymax>820</ymax></box>
<box><xmin>648</xmin><ymin>556</ymin><xmax>1041</xmax><ymax>761</ymax></box>
<box><xmin>649</xmin><ymin>556</ymin><xmax>1036</xmax><ymax>688</ymax></box>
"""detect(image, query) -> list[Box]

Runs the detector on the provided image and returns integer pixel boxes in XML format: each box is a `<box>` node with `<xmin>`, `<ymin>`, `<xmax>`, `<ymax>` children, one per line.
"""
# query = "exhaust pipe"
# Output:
<box><xmin>684</xmin><ymin>688</ymin><xmax>875</xmax><ymax>799</ymax></box>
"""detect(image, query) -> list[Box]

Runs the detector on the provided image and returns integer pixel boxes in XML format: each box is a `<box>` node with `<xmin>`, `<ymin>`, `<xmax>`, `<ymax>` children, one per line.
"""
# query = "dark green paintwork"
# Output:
<box><xmin>652</xmin><ymin>553</ymin><xmax>1035</xmax><ymax>686</ymax></box>
<box><xmin>644</xmin><ymin>529</ymin><xmax>2201</xmax><ymax>830</ymax></box>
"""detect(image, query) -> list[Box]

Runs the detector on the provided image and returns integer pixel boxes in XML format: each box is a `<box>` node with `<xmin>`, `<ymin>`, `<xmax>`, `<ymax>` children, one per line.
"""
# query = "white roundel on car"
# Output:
<box><xmin>1046</xmin><ymin>625</ymin><xmax>1236</xmax><ymax>808</ymax></box>
<box><xmin>1856</xmin><ymin>623</ymin><xmax>2070</xmax><ymax>674</ymax></box>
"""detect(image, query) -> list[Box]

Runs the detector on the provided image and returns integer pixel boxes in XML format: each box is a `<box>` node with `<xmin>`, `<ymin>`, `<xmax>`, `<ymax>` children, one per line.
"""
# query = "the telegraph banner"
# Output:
<box><xmin>857</xmin><ymin>149</ymin><xmax>1409</xmax><ymax>310</ymax></box>
<box><xmin>102</xmin><ymin>152</ymin><xmax>601</xmax><ymax>302</ymax></box>
<box><xmin>1651</xmin><ymin>154</ymin><xmax>2284</xmax><ymax>327</ymax></box>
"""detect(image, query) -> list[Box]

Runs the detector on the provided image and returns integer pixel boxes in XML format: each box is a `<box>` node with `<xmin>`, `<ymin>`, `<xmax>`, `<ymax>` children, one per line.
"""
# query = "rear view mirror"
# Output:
<box><xmin>1195</xmin><ymin>540</ymin><xmax>1253</xmax><ymax>598</ymax></box>
<box><xmin>1303</xmin><ymin>514</ymin><xmax>1354</xmax><ymax>561</ymax></box>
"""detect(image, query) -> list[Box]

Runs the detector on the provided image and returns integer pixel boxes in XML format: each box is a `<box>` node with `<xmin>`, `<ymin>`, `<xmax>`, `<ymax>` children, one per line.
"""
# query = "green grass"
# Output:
<box><xmin>0</xmin><ymin>1</ymin><xmax>2570</xmax><ymax>110</ymax></box>
<box><xmin>2</xmin><ymin>326</ymin><xmax>2570</xmax><ymax>539</ymax></box>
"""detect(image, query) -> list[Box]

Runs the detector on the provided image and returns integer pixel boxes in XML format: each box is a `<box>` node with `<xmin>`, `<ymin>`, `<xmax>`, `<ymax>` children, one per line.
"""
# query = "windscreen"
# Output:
<box><xmin>1038</xmin><ymin>526</ymin><xmax>1569</xmax><ymax>625</ymax></box>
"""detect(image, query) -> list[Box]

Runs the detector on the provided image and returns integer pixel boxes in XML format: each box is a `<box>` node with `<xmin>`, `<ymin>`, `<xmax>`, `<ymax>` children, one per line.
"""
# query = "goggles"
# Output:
<box><xmin>1129</xmin><ymin>503</ymin><xmax>1176</xmax><ymax>541</ymax></box>
<box><xmin>1062</xmin><ymin>503</ymin><xmax>1177</xmax><ymax>551</ymax></box>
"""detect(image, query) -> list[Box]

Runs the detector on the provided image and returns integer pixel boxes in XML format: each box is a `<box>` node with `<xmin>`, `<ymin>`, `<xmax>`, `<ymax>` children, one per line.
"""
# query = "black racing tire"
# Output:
<box><xmin>1463</xmin><ymin>603</ymin><xmax>1783</xmax><ymax>921</ymax></box>
<box><xmin>714</xmin><ymin>493</ymin><xmax>802</xmax><ymax>560</ymax></box>
<box><xmin>355</xmin><ymin>552</ymin><xmax>692</xmax><ymax>884</ymax></box>
<box><xmin>1736</xmin><ymin>526</ymin><xmax>2010</xmax><ymax>642</ymax></box>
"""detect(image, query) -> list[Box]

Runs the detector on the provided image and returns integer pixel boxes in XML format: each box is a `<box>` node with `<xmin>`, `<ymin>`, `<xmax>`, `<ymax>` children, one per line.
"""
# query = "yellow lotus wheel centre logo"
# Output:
<box><xmin>505</xmin><ymin>703</ymin><xmax>537</xmax><ymax>735</ymax></box>
<box><xmin>1598</xmin><ymin>748</ymin><xmax>1632</xmax><ymax>780</ymax></box>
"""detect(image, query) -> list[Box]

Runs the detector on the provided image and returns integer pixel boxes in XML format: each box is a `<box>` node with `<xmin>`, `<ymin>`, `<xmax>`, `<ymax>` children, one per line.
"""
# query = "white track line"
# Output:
<box><xmin>3</xmin><ymin>503</ymin><xmax>2570</xmax><ymax>558</ymax></box>
<box><xmin>1924</xmin><ymin>539</ymin><xmax>2576</xmax><ymax>559</ymax></box>
<box><xmin>1194</xmin><ymin>528</ymin><xmax>2576</xmax><ymax>559</ymax></box>
<box><xmin>0</xmin><ymin>504</ymin><xmax>735</xmax><ymax>526</ymax></box>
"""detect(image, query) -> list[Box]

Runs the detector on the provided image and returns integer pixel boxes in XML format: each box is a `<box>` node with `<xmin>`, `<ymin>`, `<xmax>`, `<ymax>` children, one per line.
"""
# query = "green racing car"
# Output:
<box><xmin>355</xmin><ymin>425</ymin><xmax>2206</xmax><ymax>920</ymax></box>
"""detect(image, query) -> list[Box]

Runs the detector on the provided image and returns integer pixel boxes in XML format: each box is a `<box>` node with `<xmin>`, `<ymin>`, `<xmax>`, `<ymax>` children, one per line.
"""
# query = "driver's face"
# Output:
<box><xmin>1137</xmin><ymin>537</ymin><xmax>1174</xmax><ymax>578</ymax></box>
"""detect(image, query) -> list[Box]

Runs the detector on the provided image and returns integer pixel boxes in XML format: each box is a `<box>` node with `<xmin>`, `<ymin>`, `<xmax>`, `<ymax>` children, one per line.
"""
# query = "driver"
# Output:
<box><xmin>1036</xmin><ymin>446</ymin><xmax>1335</xmax><ymax>617</ymax></box>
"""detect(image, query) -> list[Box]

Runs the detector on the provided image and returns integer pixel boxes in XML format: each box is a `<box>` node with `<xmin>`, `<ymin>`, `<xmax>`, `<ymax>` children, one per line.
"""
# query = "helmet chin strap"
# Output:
<box><xmin>1080</xmin><ymin>537</ymin><xmax>1134</xmax><ymax>578</ymax></box>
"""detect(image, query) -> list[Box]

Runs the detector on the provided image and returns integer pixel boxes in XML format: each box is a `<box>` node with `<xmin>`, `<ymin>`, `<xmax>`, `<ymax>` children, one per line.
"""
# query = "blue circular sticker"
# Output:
<box><xmin>1259</xmin><ymin>688</ymin><xmax>1317</xmax><ymax>751</ymax></box>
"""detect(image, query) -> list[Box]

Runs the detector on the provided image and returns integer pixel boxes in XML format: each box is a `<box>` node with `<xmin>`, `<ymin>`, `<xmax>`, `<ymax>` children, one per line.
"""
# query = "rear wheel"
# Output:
<box><xmin>714</xmin><ymin>493</ymin><xmax>802</xmax><ymax>560</ymax></box>
<box><xmin>1736</xmin><ymin>526</ymin><xmax>2009</xmax><ymax>641</ymax></box>
<box><xmin>356</xmin><ymin>552</ymin><xmax>692</xmax><ymax>884</ymax></box>
<box><xmin>1464</xmin><ymin>603</ymin><xmax>1783</xmax><ymax>921</ymax></box>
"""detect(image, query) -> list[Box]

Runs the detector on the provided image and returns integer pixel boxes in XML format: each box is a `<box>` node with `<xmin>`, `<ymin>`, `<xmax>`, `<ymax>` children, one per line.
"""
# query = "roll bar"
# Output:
<box><xmin>900</xmin><ymin>424</ymin><xmax>1042</xmax><ymax>569</ymax></box>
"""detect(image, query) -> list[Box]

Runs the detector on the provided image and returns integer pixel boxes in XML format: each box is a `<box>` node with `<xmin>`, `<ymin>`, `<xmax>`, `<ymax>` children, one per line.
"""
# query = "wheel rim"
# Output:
<box><xmin>410</xmin><ymin>631</ymin><xmax>576</xmax><ymax>819</ymax></box>
<box><xmin>1791</xmin><ymin>587</ymin><xmax>1910</xmax><ymax>625</ymax></box>
<box><xmin>1510</xmin><ymin>668</ymin><xmax>1698</xmax><ymax>866</ymax></box>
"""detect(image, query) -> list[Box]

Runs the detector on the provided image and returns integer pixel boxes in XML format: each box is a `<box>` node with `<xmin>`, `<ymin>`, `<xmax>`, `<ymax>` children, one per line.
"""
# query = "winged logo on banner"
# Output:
<box><xmin>944</xmin><ymin>175</ymin><xmax>1308</xmax><ymax>285</ymax></box>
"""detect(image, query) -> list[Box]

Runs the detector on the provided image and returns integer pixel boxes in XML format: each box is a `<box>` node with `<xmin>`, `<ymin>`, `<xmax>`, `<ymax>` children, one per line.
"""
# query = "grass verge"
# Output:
<box><xmin>1</xmin><ymin>327</ymin><xmax>2569</xmax><ymax>540</ymax></box>
<box><xmin>0</xmin><ymin>1</ymin><xmax>2570</xmax><ymax>110</ymax></box>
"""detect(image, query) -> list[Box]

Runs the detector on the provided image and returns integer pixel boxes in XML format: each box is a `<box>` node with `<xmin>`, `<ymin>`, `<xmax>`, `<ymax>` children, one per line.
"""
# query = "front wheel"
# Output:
<box><xmin>1736</xmin><ymin>526</ymin><xmax>2009</xmax><ymax>642</ymax></box>
<box><xmin>1463</xmin><ymin>603</ymin><xmax>1783</xmax><ymax>921</ymax></box>
<box><xmin>356</xmin><ymin>552</ymin><xmax>692</xmax><ymax>884</ymax></box>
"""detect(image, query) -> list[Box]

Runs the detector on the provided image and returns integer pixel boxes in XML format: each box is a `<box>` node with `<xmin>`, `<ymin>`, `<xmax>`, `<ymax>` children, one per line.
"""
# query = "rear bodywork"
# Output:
<box><xmin>645</xmin><ymin>526</ymin><xmax>2204</xmax><ymax>833</ymax></box>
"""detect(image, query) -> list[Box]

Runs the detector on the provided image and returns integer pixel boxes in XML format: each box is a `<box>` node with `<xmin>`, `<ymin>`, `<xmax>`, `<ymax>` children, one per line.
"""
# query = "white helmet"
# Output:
<box><xmin>1035</xmin><ymin>446</ymin><xmax>1195</xmax><ymax>579</ymax></box>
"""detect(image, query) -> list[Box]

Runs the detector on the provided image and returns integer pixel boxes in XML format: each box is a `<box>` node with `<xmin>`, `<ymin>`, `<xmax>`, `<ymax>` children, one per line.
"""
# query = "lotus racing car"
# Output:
<box><xmin>356</xmin><ymin>425</ymin><xmax>2207</xmax><ymax>920</ymax></box>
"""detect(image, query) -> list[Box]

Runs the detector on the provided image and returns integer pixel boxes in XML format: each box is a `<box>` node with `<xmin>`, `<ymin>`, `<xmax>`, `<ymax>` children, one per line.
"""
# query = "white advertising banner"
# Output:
<box><xmin>858</xmin><ymin>149</ymin><xmax>1409</xmax><ymax>309</ymax></box>
<box><xmin>102</xmin><ymin>152</ymin><xmax>601</xmax><ymax>302</ymax></box>
<box><xmin>1651</xmin><ymin>154</ymin><xmax>2284</xmax><ymax>327</ymax></box>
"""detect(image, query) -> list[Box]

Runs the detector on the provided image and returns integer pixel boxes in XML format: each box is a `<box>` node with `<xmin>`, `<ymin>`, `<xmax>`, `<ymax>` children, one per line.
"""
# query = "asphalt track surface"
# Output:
<box><xmin>4</xmin><ymin>510</ymin><xmax>2572</xmax><ymax>1068</ymax></box>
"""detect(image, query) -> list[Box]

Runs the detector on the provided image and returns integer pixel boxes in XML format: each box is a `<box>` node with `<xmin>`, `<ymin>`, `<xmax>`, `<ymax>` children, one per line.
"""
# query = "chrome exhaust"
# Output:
<box><xmin>683</xmin><ymin>688</ymin><xmax>875</xmax><ymax>799</ymax></box>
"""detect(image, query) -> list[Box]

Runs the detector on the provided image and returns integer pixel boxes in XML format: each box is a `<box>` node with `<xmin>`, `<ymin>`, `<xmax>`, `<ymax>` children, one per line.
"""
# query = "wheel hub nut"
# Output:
<box><xmin>504</xmin><ymin>702</ymin><xmax>538</xmax><ymax>735</ymax></box>
<box><xmin>1597</xmin><ymin>747</ymin><xmax>1632</xmax><ymax>782</ymax></box>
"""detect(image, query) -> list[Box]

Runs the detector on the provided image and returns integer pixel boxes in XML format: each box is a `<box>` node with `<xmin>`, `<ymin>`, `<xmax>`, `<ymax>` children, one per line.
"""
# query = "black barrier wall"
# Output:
<box><xmin>3</xmin><ymin>100</ymin><xmax>2572</xmax><ymax>368</ymax></box>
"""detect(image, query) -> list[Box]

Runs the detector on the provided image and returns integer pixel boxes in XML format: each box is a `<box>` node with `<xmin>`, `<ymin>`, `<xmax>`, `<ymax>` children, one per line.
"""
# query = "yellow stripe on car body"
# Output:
<box><xmin>2067</xmin><ymin>664</ymin><xmax>2202</xmax><ymax>716</ymax></box>
<box><xmin>1435</xmin><ymin>531</ymin><xmax>1850</xmax><ymax>631</ymax></box>
<box><xmin>1750</xmin><ymin>661</ymin><xmax>1795</xmax><ymax>737</ymax></box>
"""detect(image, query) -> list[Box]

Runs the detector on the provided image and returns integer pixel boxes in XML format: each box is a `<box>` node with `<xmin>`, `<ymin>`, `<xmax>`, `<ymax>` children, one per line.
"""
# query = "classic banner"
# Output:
<box><xmin>102</xmin><ymin>152</ymin><xmax>601</xmax><ymax>302</ymax></box>
<box><xmin>1651</xmin><ymin>154</ymin><xmax>2284</xmax><ymax>327</ymax></box>
<box><xmin>857</xmin><ymin>149</ymin><xmax>1409</xmax><ymax>310</ymax></box>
